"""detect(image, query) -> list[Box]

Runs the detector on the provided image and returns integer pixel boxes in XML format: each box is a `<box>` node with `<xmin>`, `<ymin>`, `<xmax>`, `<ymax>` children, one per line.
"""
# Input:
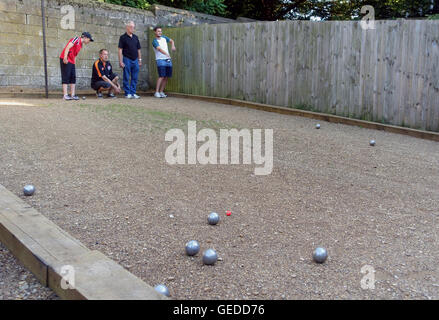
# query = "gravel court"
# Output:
<box><xmin>0</xmin><ymin>97</ymin><xmax>438</xmax><ymax>300</ymax></box>
<box><xmin>0</xmin><ymin>242</ymin><xmax>59</xmax><ymax>300</ymax></box>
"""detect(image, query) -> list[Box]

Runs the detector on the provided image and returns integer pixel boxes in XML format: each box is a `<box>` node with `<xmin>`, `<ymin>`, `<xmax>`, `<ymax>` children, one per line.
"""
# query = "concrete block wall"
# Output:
<box><xmin>152</xmin><ymin>4</ymin><xmax>234</xmax><ymax>27</ymax></box>
<box><xmin>0</xmin><ymin>0</ymin><xmax>235</xmax><ymax>93</ymax></box>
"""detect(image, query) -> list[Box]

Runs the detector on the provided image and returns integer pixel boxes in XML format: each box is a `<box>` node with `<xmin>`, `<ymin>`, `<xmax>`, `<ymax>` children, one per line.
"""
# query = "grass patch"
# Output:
<box><xmin>76</xmin><ymin>102</ymin><xmax>238</xmax><ymax>133</ymax></box>
<box><xmin>288</xmin><ymin>103</ymin><xmax>318</xmax><ymax>113</ymax></box>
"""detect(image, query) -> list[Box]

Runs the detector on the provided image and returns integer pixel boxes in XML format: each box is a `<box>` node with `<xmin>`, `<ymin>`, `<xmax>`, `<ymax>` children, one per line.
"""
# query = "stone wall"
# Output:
<box><xmin>152</xmin><ymin>4</ymin><xmax>235</xmax><ymax>26</ymax></box>
<box><xmin>0</xmin><ymin>0</ymin><xmax>235</xmax><ymax>93</ymax></box>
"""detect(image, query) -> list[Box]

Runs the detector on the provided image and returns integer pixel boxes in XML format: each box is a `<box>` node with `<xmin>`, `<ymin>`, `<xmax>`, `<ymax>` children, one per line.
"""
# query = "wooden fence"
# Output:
<box><xmin>148</xmin><ymin>20</ymin><xmax>439</xmax><ymax>132</ymax></box>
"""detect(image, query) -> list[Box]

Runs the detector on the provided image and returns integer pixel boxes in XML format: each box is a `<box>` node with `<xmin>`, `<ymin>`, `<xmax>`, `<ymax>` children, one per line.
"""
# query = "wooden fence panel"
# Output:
<box><xmin>149</xmin><ymin>20</ymin><xmax>439</xmax><ymax>132</ymax></box>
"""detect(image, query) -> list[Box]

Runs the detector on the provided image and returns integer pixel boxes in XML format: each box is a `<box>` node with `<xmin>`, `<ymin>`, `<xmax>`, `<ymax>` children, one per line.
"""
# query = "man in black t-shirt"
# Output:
<box><xmin>91</xmin><ymin>49</ymin><xmax>121</xmax><ymax>98</ymax></box>
<box><xmin>118</xmin><ymin>21</ymin><xmax>142</xmax><ymax>99</ymax></box>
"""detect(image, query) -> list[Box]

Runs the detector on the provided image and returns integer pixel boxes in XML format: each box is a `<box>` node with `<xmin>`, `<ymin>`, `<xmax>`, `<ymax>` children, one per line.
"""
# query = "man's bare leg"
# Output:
<box><xmin>70</xmin><ymin>84</ymin><xmax>76</xmax><ymax>97</ymax></box>
<box><xmin>156</xmin><ymin>77</ymin><xmax>164</xmax><ymax>93</ymax></box>
<box><xmin>160</xmin><ymin>77</ymin><xmax>168</xmax><ymax>93</ymax></box>
<box><xmin>62</xmin><ymin>84</ymin><xmax>68</xmax><ymax>96</ymax></box>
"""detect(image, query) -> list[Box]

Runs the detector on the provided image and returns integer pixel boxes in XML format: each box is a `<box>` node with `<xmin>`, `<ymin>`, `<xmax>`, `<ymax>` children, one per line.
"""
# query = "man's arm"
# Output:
<box><xmin>102</xmin><ymin>75</ymin><xmax>118</xmax><ymax>88</ymax></box>
<box><xmin>108</xmin><ymin>66</ymin><xmax>120</xmax><ymax>88</ymax></box>
<box><xmin>138</xmin><ymin>49</ymin><xmax>142</xmax><ymax>66</ymax></box>
<box><xmin>118</xmin><ymin>35</ymin><xmax>125</xmax><ymax>68</ymax></box>
<box><xmin>156</xmin><ymin>46</ymin><xmax>170</xmax><ymax>58</ymax></box>
<box><xmin>136</xmin><ymin>37</ymin><xmax>142</xmax><ymax>66</ymax></box>
<box><xmin>63</xmin><ymin>42</ymin><xmax>74</xmax><ymax>64</ymax></box>
<box><xmin>164</xmin><ymin>36</ymin><xmax>176</xmax><ymax>52</ymax></box>
<box><xmin>102</xmin><ymin>75</ymin><xmax>120</xmax><ymax>93</ymax></box>
<box><xmin>114</xmin><ymin>76</ymin><xmax>121</xmax><ymax>89</ymax></box>
<box><xmin>118</xmin><ymin>48</ymin><xmax>124</xmax><ymax>68</ymax></box>
<box><xmin>169</xmin><ymin>39</ymin><xmax>176</xmax><ymax>52</ymax></box>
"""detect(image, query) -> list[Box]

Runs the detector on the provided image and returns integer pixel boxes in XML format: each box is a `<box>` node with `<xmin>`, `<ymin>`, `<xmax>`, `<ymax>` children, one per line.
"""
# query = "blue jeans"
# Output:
<box><xmin>122</xmin><ymin>56</ymin><xmax>139</xmax><ymax>96</ymax></box>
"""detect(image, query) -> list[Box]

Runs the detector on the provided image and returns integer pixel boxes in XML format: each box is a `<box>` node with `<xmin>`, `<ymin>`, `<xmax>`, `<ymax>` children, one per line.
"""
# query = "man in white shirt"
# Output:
<box><xmin>152</xmin><ymin>26</ymin><xmax>176</xmax><ymax>98</ymax></box>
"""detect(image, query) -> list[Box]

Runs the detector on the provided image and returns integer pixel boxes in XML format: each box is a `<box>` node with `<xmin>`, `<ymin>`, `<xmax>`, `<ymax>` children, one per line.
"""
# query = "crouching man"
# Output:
<box><xmin>91</xmin><ymin>49</ymin><xmax>121</xmax><ymax>98</ymax></box>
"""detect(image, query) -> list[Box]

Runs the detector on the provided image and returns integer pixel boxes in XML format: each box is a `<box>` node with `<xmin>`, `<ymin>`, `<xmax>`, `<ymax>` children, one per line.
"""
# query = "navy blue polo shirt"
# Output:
<box><xmin>118</xmin><ymin>32</ymin><xmax>141</xmax><ymax>60</ymax></box>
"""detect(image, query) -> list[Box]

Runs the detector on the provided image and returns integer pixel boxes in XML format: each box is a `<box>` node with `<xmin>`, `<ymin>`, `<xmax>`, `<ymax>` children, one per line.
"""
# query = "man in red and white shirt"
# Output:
<box><xmin>59</xmin><ymin>32</ymin><xmax>93</xmax><ymax>100</ymax></box>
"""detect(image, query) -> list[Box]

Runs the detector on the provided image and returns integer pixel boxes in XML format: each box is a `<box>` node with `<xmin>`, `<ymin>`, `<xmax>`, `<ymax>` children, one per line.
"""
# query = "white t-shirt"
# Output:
<box><xmin>152</xmin><ymin>36</ymin><xmax>171</xmax><ymax>60</ymax></box>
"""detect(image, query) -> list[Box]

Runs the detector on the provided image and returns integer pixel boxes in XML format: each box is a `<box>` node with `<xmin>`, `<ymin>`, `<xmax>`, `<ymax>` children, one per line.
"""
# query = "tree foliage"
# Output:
<box><xmin>324</xmin><ymin>0</ymin><xmax>436</xmax><ymax>20</ymax></box>
<box><xmin>224</xmin><ymin>0</ymin><xmax>438</xmax><ymax>21</ymax></box>
<box><xmin>98</xmin><ymin>0</ymin><xmax>151</xmax><ymax>10</ymax></box>
<box><xmin>158</xmin><ymin>0</ymin><xmax>227</xmax><ymax>16</ymax></box>
<box><xmin>98</xmin><ymin>0</ymin><xmax>439</xmax><ymax>21</ymax></box>
<box><xmin>100</xmin><ymin>0</ymin><xmax>226</xmax><ymax>16</ymax></box>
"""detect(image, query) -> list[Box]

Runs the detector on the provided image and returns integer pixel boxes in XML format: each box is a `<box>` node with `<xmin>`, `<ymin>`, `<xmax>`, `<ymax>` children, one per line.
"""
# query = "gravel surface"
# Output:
<box><xmin>0</xmin><ymin>242</ymin><xmax>59</xmax><ymax>300</ymax></box>
<box><xmin>0</xmin><ymin>96</ymin><xmax>438</xmax><ymax>300</ymax></box>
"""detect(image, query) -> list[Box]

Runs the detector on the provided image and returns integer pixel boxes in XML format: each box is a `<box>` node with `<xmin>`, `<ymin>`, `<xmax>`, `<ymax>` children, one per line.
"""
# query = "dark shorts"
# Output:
<box><xmin>91</xmin><ymin>74</ymin><xmax>118</xmax><ymax>91</ymax></box>
<box><xmin>156</xmin><ymin>59</ymin><xmax>172</xmax><ymax>78</ymax></box>
<box><xmin>91</xmin><ymin>81</ymin><xmax>111</xmax><ymax>91</ymax></box>
<box><xmin>60</xmin><ymin>58</ymin><xmax>76</xmax><ymax>84</ymax></box>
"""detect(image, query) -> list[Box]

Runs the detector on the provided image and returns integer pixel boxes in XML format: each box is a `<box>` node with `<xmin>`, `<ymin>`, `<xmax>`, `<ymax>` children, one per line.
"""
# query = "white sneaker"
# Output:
<box><xmin>125</xmin><ymin>94</ymin><xmax>133</xmax><ymax>99</ymax></box>
<box><xmin>154</xmin><ymin>92</ymin><xmax>162</xmax><ymax>98</ymax></box>
<box><xmin>132</xmin><ymin>94</ymin><xmax>140</xmax><ymax>99</ymax></box>
<box><xmin>159</xmin><ymin>92</ymin><xmax>167</xmax><ymax>98</ymax></box>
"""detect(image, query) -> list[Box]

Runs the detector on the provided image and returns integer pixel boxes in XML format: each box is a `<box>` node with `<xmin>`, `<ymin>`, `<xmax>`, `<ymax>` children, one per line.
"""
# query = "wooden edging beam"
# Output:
<box><xmin>167</xmin><ymin>92</ymin><xmax>439</xmax><ymax>142</ymax></box>
<box><xmin>0</xmin><ymin>184</ymin><xmax>167</xmax><ymax>300</ymax></box>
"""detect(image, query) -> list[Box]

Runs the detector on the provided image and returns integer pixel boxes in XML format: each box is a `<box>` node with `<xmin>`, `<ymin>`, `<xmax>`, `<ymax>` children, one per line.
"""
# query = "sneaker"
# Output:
<box><xmin>132</xmin><ymin>94</ymin><xmax>140</xmax><ymax>99</ymax></box>
<box><xmin>159</xmin><ymin>92</ymin><xmax>167</xmax><ymax>98</ymax></box>
<box><xmin>71</xmin><ymin>95</ymin><xmax>80</xmax><ymax>100</ymax></box>
<box><xmin>125</xmin><ymin>94</ymin><xmax>133</xmax><ymax>99</ymax></box>
<box><xmin>107</xmin><ymin>93</ymin><xmax>116</xmax><ymax>98</ymax></box>
<box><xmin>154</xmin><ymin>92</ymin><xmax>162</xmax><ymax>98</ymax></box>
<box><xmin>97</xmin><ymin>92</ymin><xmax>103</xmax><ymax>99</ymax></box>
<box><xmin>63</xmin><ymin>94</ymin><xmax>72</xmax><ymax>100</ymax></box>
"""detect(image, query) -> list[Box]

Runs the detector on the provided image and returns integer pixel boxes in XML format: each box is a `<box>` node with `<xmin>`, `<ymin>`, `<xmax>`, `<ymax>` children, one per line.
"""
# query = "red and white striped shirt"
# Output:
<box><xmin>59</xmin><ymin>36</ymin><xmax>83</xmax><ymax>64</ymax></box>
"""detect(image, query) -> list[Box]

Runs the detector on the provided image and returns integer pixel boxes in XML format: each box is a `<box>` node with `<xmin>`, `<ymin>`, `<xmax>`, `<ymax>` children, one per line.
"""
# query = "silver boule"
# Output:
<box><xmin>154</xmin><ymin>284</ymin><xmax>170</xmax><ymax>297</ymax></box>
<box><xmin>208</xmin><ymin>212</ymin><xmax>220</xmax><ymax>225</ymax></box>
<box><xmin>185</xmin><ymin>240</ymin><xmax>200</xmax><ymax>256</ymax></box>
<box><xmin>202</xmin><ymin>249</ymin><xmax>218</xmax><ymax>265</ymax></box>
<box><xmin>23</xmin><ymin>185</ymin><xmax>35</xmax><ymax>196</ymax></box>
<box><xmin>313</xmin><ymin>247</ymin><xmax>328</xmax><ymax>264</ymax></box>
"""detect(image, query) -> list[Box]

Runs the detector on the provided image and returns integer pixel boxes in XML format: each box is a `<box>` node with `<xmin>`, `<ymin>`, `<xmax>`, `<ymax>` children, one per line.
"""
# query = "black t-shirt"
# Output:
<box><xmin>91</xmin><ymin>59</ymin><xmax>116</xmax><ymax>85</ymax></box>
<box><xmin>118</xmin><ymin>33</ymin><xmax>141</xmax><ymax>60</ymax></box>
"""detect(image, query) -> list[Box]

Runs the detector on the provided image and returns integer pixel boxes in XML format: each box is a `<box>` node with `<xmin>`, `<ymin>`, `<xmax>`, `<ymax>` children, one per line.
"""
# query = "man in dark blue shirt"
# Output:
<box><xmin>118</xmin><ymin>21</ymin><xmax>142</xmax><ymax>99</ymax></box>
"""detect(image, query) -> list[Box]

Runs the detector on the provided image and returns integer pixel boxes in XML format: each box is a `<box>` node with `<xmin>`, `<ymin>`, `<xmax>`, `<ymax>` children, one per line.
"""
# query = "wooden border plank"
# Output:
<box><xmin>167</xmin><ymin>92</ymin><xmax>439</xmax><ymax>142</ymax></box>
<box><xmin>0</xmin><ymin>184</ymin><xmax>168</xmax><ymax>300</ymax></box>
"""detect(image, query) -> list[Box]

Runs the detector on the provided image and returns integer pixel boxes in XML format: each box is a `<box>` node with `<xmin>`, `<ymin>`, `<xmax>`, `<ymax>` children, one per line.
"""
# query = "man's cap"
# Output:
<box><xmin>82</xmin><ymin>32</ymin><xmax>94</xmax><ymax>41</ymax></box>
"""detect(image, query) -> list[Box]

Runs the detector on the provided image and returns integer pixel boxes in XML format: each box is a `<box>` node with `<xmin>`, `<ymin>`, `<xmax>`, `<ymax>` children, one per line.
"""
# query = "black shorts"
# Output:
<box><xmin>91</xmin><ymin>80</ymin><xmax>111</xmax><ymax>91</ymax></box>
<box><xmin>60</xmin><ymin>58</ymin><xmax>76</xmax><ymax>84</ymax></box>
